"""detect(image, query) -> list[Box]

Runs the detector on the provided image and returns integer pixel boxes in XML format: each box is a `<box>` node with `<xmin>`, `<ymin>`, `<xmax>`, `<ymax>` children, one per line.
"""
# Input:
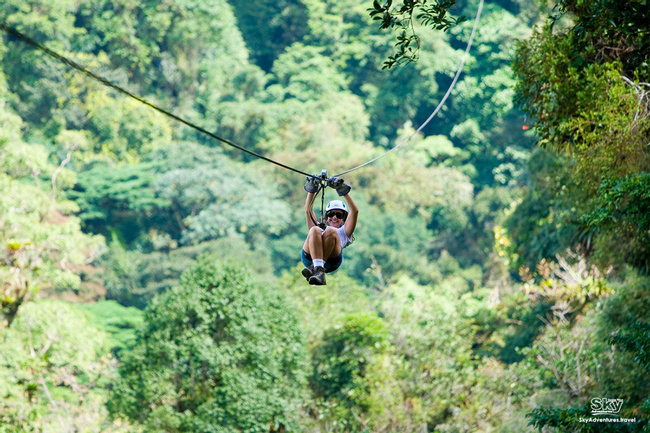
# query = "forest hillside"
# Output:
<box><xmin>0</xmin><ymin>0</ymin><xmax>648</xmax><ymax>431</ymax></box>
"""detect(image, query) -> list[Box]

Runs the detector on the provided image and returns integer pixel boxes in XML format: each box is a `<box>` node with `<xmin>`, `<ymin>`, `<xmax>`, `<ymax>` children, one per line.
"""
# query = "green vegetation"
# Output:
<box><xmin>107</xmin><ymin>258</ymin><xmax>308</xmax><ymax>432</ymax></box>
<box><xmin>0</xmin><ymin>0</ymin><xmax>648</xmax><ymax>431</ymax></box>
<box><xmin>80</xmin><ymin>300</ymin><xmax>144</xmax><ymax>354</ymax></box>
<box><xmin>0</xmin><ymin>300</ymin><xmax>119</xmax><ymax>432</ymax></box>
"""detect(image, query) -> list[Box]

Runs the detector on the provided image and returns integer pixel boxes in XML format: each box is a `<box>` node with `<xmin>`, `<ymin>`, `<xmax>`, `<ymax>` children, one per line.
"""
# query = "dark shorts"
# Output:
<box><xmin>301</xmin><ymin>250</ymin><xmax>343</xmax><ymax>274</ymax></box>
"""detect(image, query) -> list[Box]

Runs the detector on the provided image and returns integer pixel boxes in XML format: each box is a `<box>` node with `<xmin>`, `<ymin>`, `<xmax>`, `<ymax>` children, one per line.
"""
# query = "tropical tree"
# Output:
<box><xmin>309</xmin><ymin>313</ymin><xmax>392</xmax><ymax>431</ymax></box>
<box><xmin>511</xmin><ymin>0</ymin><xmax>650</xmax><ymax>274</ymax></box>
<box><xmin>0</xmin><ymin>300</ymin><xmax>121</xmax><ymax>432</ymax></box>
<box><xmin>108</xmin><ymin>257</ymin><xmax>309</xmax><ymax>432</ymax></box>
<box><xmin>0</xmin><ymin>97</ymin><xmax>104</xmax><ymax>328</ymax></box>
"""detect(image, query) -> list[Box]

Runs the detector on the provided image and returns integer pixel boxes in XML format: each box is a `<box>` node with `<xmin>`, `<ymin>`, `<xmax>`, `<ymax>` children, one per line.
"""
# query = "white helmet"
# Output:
<box><xmin>326</xmin><ymin>200</ymin><xmax>348</xmax><ymax>219</ymax></box>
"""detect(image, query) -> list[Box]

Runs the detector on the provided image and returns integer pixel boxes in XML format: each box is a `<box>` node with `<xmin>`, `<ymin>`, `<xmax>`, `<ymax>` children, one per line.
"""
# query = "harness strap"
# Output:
<box><xmin>308</xmin><ymin>183</ymin><xmax>327</xmax><ymax>230</ymax></box>
<box><xmin>319</xmin><ymin>186</ymin><xmax>326</xmax><ymax>229</ymax></box>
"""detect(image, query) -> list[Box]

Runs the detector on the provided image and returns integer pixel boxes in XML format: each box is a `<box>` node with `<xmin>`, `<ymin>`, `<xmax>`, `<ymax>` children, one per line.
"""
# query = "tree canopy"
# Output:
<box><xmin>108</xmin><ymin>257</ymin><xmax>309</xmax><ymax>432</ymax></box>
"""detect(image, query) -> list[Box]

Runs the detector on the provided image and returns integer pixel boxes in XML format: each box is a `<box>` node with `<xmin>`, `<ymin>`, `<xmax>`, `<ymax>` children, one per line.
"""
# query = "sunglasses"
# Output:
<box><xmin>326</xmin><ymin>211</ymin><xmax>346</xmax><ymax>219</ymax></box>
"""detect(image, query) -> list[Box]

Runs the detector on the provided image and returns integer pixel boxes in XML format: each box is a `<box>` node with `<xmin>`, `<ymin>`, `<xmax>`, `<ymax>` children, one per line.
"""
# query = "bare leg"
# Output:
<box><xmin>322</xmin><ymin>227</ymin><xmax>342</xmax><ymax>259</ymax></box>
<box><xmin>306</xmin><ymin>226</ymin><xmax>324</xmax><ymax>260</ymax></box>
<box><xmin>303</xmin><ymin>227</ymin><xmax>341</xmax><ymax>260</ymax></box>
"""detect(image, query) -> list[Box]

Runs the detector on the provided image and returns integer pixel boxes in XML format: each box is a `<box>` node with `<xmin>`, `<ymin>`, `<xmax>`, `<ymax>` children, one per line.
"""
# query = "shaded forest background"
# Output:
<box><xmin>0</xmin><ymin>0</ymin><xmax>648</xmax><ymax>431</ymax></box>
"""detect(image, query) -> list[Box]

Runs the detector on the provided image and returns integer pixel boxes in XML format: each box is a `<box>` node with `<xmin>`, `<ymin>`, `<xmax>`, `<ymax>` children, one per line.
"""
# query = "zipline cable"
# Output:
<box><xmin>334</xmin><ymin>0</ymin><xmax>484</xmax><ymax>177</ymax></box>
<box><xmin>0</xmin><ymin>22</ymin><xmax>316</xmax><ymax>179</ymax></box>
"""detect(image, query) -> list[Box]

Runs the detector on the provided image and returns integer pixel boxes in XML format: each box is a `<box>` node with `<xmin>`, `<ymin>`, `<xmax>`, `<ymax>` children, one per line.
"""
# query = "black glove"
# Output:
<box><xmin>328</xmin><ymin>177</ymin><xmax>351</xmax><ymax>196</ymax></box>
<box><xmin>304</xmin><ymin>175</ymin><xmax>321</xmax><ymax>193</ymax></box>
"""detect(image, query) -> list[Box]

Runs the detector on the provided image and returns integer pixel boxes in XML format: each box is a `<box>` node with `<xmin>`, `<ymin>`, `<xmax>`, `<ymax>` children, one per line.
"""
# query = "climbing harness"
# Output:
<box><xmin>0</xmin><ymin>0</ymin><xmax>483</xmax><ymax>180</ymax></box>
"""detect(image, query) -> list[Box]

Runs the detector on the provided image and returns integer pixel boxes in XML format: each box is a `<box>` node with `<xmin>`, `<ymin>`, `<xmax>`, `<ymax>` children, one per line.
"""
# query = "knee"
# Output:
<box><xmin>308</xmin><ymin>226</ymin><xmax>322</xmax><ymax>237</ymax></box>
<box><xmin>323</xmin><ymin>227</ymin><xmax>339</xmax><ymax>241</ymax></box>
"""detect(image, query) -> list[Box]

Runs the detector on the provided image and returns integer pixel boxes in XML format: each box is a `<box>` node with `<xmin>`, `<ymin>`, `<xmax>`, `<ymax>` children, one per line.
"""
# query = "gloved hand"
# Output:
<box><xmin>304</xmin><ymin>175</ymin><xmax>321</xmax><ymax>193</ymax></box>
<box><xmin>328</xmin><ymin>177</ymin><xmax>351</xmax><ymax>196</ymax></box>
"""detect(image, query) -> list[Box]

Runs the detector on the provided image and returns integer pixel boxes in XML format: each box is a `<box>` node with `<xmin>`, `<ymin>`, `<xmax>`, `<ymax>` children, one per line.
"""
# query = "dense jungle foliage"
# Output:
<box><xmin>0</xmin><ymin>0</ymin><xmax>648</xmax><ymax>431</ymax></box>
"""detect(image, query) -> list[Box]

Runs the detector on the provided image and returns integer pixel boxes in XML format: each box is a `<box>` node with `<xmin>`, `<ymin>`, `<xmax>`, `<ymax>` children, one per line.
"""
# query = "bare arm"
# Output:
<box><xmin>342</xmin><ymin>192</ymin><xmax>359</xmax><ymax>238</ymax></box>
<box><xmin>305</xmin><ymin>192</ymin><xmax>317</xmax><ymax>230</ymax></box>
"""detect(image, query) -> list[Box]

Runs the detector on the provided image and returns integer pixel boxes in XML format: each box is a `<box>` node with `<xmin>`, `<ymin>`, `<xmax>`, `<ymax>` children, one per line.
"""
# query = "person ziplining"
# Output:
<box><xmin>301</xmin><ymin>176</ymin><xmax>358</xmax><ymax>285</ymax></box>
